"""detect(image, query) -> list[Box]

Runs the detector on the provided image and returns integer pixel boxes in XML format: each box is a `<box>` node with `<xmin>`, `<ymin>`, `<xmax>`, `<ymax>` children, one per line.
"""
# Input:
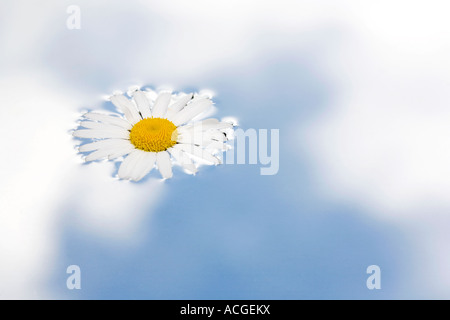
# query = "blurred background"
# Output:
<box><xmin>1</xmin><ymin>0</ymin><xmax>450</xmax><ymax>299</ymax></box>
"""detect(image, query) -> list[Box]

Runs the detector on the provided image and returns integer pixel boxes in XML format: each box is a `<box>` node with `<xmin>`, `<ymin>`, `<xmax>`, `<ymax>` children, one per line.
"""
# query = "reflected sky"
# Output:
<box><xmin>1</xmin><ymin>0</ymin><xmax>449</xmax><ymax>299</ymax></box>
<box><xmin>54</xmin><ymin>48</ymin><xmax>408</xmax><ymax>299</ymax></box>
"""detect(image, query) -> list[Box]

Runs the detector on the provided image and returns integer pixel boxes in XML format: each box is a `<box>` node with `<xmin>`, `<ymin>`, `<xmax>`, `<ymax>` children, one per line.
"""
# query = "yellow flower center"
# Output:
<box><xmin>129</xmin><ymin>117</ymin><xmax>178</xmax><ymax>152</ymax></box>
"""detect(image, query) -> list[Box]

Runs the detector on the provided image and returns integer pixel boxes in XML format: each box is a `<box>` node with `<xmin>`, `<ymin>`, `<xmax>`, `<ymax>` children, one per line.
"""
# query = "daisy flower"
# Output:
<box><xmin>73</xmin><ymin>88</ymin><xmax>234</xmax><ymax>181</ymax></box>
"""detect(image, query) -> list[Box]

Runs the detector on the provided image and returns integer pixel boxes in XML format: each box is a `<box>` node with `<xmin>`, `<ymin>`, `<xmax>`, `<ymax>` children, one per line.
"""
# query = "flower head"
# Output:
<box><xmin>73</xmin><ymin>88</ymin><xmax>234</xmax><ymax>181</ymax></box>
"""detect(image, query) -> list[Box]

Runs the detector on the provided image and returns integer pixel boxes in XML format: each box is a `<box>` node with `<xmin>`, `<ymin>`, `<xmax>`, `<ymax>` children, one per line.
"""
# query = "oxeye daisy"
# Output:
<box><xmin>73</xmin><ymin>88</ymin><xmax>235</xmax><ymax>181</ymax></box>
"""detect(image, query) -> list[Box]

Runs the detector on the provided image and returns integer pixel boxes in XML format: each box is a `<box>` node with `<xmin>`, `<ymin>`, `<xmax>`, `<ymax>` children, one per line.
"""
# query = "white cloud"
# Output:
<box><xmin>302</xmin><ymin>1</ymin><xmax>450</xmax><ymax>296</ymax></box>
<box><xmin>0</xmin><ymin>72</ymin><xmax>78</xmax><ymax>298</ymax></box>
<box><xmin>64</xmin><ymin>163</ymin><xmax>166</xmax><ymax>242</ymax></box>
<box><xmin>0</xmin><ymin>70</ymin><xmax>167</xmax><ymax>298</ymax></box>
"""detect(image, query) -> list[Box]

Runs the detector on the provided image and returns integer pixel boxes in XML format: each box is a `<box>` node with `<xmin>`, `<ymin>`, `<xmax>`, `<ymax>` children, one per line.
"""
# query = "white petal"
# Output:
<box><xmin>177</xmin><ymin>129</ymin><xmax>227</xmax><ymax>145</ymax></box>
<box><xmin>170</xmin><ymin>98</ymin><xmax>213</xmax><ymax>126</ymax></box>
<box><xmin>164</xmin><ymin>109</ymin><xmax>176</xmax><ymax>121</ymax></box>
<box><xmin>176</xmin><ymin>120</ymin><xmax>216</xmax><ymax>134</ymax></box>
<box><xmin>178</xmin><ymin>118</ymin><xmax>227</xmax><ymax>131</ymax></box>
<box><xmin>127</xmin><ymin>151</ymin><xmax>151</xmax><ymax>181</ymax></box>
<box><xmin>85</xmin><ymin>150</ymin><xmax>108</xmax><ymax>162</ymax></box>
<box><xmin>85</xmin><ymin>144</ymin><xmax>134</xmax><ymax>162</ymax></box>
<box><xmin>108</xmin><ymin>144</ymin><xmax>136</xmax><ymax>160</ymax></box>
<box><xmin>73</xmin><ymin>128</ymin><xmax>130</xmax><ymax>139</ymax></box>
<box><xmin>203</xmin><ymin>140</ymin><xmax>227</xmax><ymax>150</ymax></box>
<box><xmin>168</xmin><ymin>147</ymin><xmax>197</xmax><ymax>174</ymax></box>
<box><xmin>208</xmin><ymin>120</ymin><xmax>233</xmax><ymax>131</ymax></box>
<box><xmin>206</xmin><ymin>129</ymin><xmax>228</xmax><ymax>141</ymax></box>
<box><xmin>173</xmin><ymin>144</ymin><xmax>221</xmax><ymax>165</ymax></box>
<box><xmin>165</xmin><ymin>94</ymin><xmax>193</xmax><ymax>120</ymax></box>
<box><xmin>132</xmin><ymin>90</ymin><xmax>152</xmax><ymax>119</ymax></box>
<box><xmin>144</xmin><ymin>89</ymin><xmax>158</xmax><ymax>102</ymax></box>
<box><xmin>79</xmin><ymin>139</ymin><xmax>131</xmax><ymax>152</ymax></box>
<box><xmin>168</xmin><ymin>93</ymin><xmax>193</xmax><ymax>113</ymax></box>
<box><xmin>79</xmin><ymin>121</ymin><xmax>129</xmax><ymax>132</ymax></box>
<box><xmin>176</xmin><ymin>132</ymin><xmax>202</xmax><ymax>145</ymax></box>
<box><xmin>152</xmin><ymin>91</ymin><xmax>172</xmax><ymax>118</ymax></box>
<box><xmin>132</xmin><ymin>152</ymin><xmax>157</xmax><ymax>181</ymax></box>
<box><xmin>118</xmin><ymin>150</ymin><xmax>143</xmax><ymax>180</ymax></box>
<box><xmin>83</xmin><ymin>113</ymin><xmax>132</xmax><ymax>130</ymax></box>
<box><xmin>178</xmin><ymin>120</ymin><xmax>233</xmax><ymax>138</ymax></box>
<box><xmin>110</xmin><ymin>94</ymin><xmax>141</xmax><ymax>124</ymax></box>
<box><xmin>156</xmin><ymin>151</ymin><xmax>173</xmax><ymax>179</ymax></box>
<box><xmin>218</xmin><ymin>121</ymin><xmax>234</xmax><ymax>130</ymax></box>
<box><xmin>79</xmin><ymin>121</ymin><xmax>102</xmax><ymax>129</ymax></box>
